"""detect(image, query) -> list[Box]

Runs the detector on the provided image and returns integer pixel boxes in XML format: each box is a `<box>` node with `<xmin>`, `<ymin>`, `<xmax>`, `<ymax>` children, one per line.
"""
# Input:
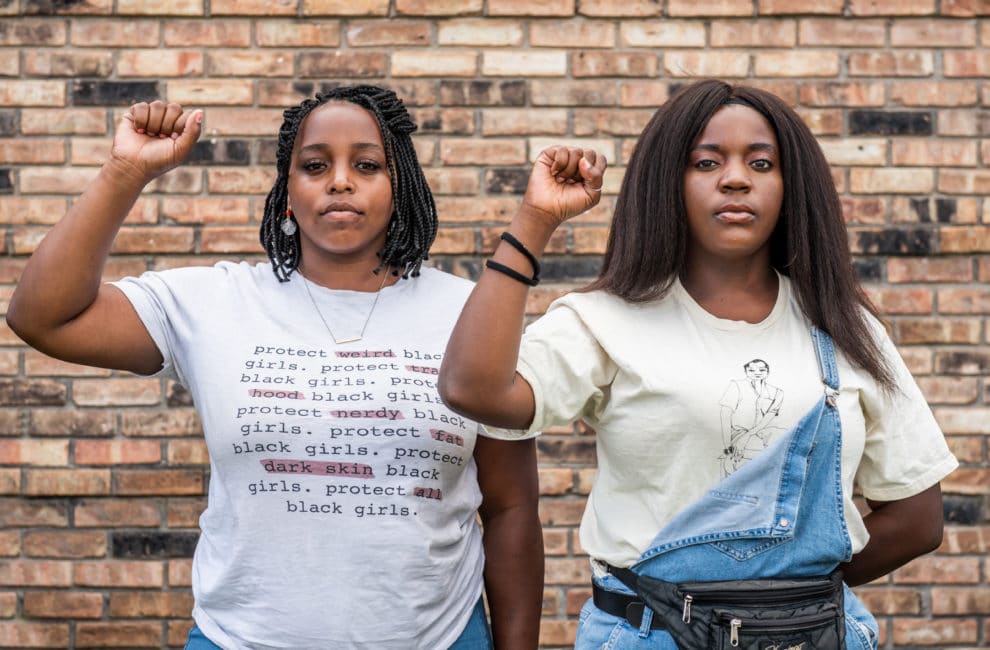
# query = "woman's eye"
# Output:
<box><xmin>694</xmin><ymin>159</ymin><xmax>718</xmax><ymax>170</ymax></box>
<box><xmin>751</xmin><ymin>159</ymin><xmax>774</xmax><ymax>171</ymax></box>
<box><xmin>302</xmin><ymin>160</ymin><xmax>326</xmax><ymax>172</ymax></box>
<box><xmin>356</xmin><ymin>160</ymin><xmax>382</xmax><ymax>172</ymax></box>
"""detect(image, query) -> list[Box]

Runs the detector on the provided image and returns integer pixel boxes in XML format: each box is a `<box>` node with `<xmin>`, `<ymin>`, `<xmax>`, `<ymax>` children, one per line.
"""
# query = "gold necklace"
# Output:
<box><xmin>300</xmin><ymin>271</ymin><xmax>389</xmax><ymax>345</ymax></box>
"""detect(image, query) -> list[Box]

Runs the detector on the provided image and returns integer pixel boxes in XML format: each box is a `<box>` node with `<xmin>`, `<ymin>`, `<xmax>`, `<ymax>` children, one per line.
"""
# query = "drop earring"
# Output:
<box><xmin>281</xmin><ymin>208</ymin><xmax>298</xmax><ymax>236</ymax></box>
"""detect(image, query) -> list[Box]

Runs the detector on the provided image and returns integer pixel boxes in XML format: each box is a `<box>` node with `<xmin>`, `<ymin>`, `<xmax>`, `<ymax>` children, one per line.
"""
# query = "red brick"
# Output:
<box><xmin>23</xmin><ymin>0</ymin><xmax>111</xmax><ymax>13</ymax></box>
<box><xmin>168</xmin><ymin>559</ymin><xmax>193</xmax><ymax>587</ymax></box>
<box><xmin>108</xmin><ymin>590</ymin><xmax>194</xmax><ymax>617</ymax></box>
<box><xmin>23</xmin><ymin>531</ymin><xmax>106</xmax><ymax>559</ymax></box>
<box><xmin>0</xmin><ymin>499</ymin><xmax>67</xmax><ymax>528</ymax></box>
<box><xmin>941</xmin><ymin>226</ymin><xmax>990</xmax><ymax>252</ymax></box>
<box><xmin>117</xmin><ymin>0</ymin><xmax>203</xmax><ymax>14</ymax></box>
<box><xmin>573</xmin><ymin>109</ymin><xmax>653</xmax><ymax>136</ymax></box>
<box><xmin>848</xmin><ymin>51</ymin><xmax>934</xmax><ymax>76</ymax></box>
<box><xmin>669</xmin><ymin>0</ymin><xmax>751</xmax><ymax>15</ymax></box>
<box><xmin>618</xmin><ymin>81</ymin><xmax>669</xmax><ymax>108</ymax></box>
<box><xmin>855</xmin><ymin>587</ymin><xmax>922</xmax><ymax>615</ymax></box>
<box><xmin>347</xmin><ymin>20</ymin><xmax>427</xmax><ymax>46</ymax></box>
<box><xmin>892</xmin><ymin>617</ymin><xmax>977</xmax><ymax>645</ymax></box>
<box><xmin>799</xmin><ymin>82</ymin><xmax>885</xmax><ymax>106</ymax></box>
<box><xmin>530</xmin><ymin>80</ymin><xmax>615</xmax><ymax>106</ymax></box>
<box><xmin>393</xmin><ymin>50</ymin><xmax>477</xmax><ymax>77</ymax></box>
<box><xmin>892</xmin><ymin>139</ymin><xmax>977</xmax><ymax>166</ymax></box>
<box><xmin>300</xmin><ymin>0</ymin><xmax>384</xmax><ymax>13</ymax></box>
<box><xmin>68</xmin><ymin>136</ymin><xmax>114</xmax><ymax>165</ymax></box>
<box><xmin>0</xmin><ymin>532</ymin><xmax>19</xmax><ymax>557</ymax></box>
<box><xmin>0</xmin><ymin>470</ymin><xmax>17</xmax><ymax>495</ymax></box>
<box><xmin>539</xmin><ymin>500</ymin><xmax>585</xmax><ymax>527</ymax></box>
<box><xmin>759</xmin><ymin>0</ymin><xmax>843</xmax><ymax>12</ymax></box>
<box><xmin>24</xmin><ymin>590</ymin><xmax>105</xmax><ymax>618</ymax></box>
<box><xmin>166</xmin><ymin>498</ymin><xmax>207</xmax><ymax>527</ymax></box>
<box><xmin>121</xmin><ymin>410</ymin><xmax>201</xmax><ymax>437</ymax></box>
<box><xmin>165</xmin><ymin>80</ymin><xmax>254</xmax><ymax>105</ymax></box>
<box><xmin>21</xmin><ymin>108</ymin><xmax>107</xmax><ymax>135</ymax></box>
<box><xmin>115</xmin><ymin>469</ymin><xmax>204</xmax><ymax>496</ymax></box>
<box><xmin>75</xmin><ymin>440</ymin><xmax>162</xmax><ymax>465</ymax></box>
<box><xmin>395</xmin><ymin>0</ymin><xmax>481</xmax><ymax>14</ymax></box>
<box><xmin>117</xmin><ymin>49</ymin><xmax>203</xmax><ymax>77</ymax></box>
<box><xmin>211</xmin><ymin>0</ymin><xmax>296</xmax><ymax>13</ymax></box>
<box><xmin>24</xmin><ymin>351</ymin><xmax>111</xmax><ymax>377</ymax></box>
<box><xmin>207</xmin><ymin>50</ymin><xmax>293</xmax><ymax>76</ymax></box>
<box><xmin>69</xmin><ymin>20</ymin><xmax>160</xmax><ymax>47</ymax></box>
<box><xmin>572</xmin><ymin>52</ymin><xmax>658</xmax><ymax>77</ymax></box>
<box><xmin>0</xmin><ymin>561</ymin><xmax>71</xmax><ymax>587</ymax></box>
<box><xmin>0</xmin><ymin>439</ymin><xmax>68</xmax><ymax>466</ymax></box>
<box><xmin>163</xmin><ymin>20</ymin><xmax>252</xmax><ymax>46</ymax></box>
<box><xmin>862</xmin><ymin>287</ymin><xmax>933</xmax><ymax>313</ymax></box>
<box><xmin>893</xmin><ymin>81</ymin><xmax>978</xmax><ymax>107</ymax></box>
<box><xmin>421</xmin><ymin>168</ymin><xmax>479</xmax><ymax>194</ymax></box>
<box><xmin>165</xmin><ymin>440</ymin><xmax>209</xmax><ymax>465</ymax></box>
<box><xmin>74</xmin><ymin>499</ymin><xmax>161</xmax><ymax>528</ymax></box>
<box><xmin>25</xmin><ymin>469</ymin><xmax>110</xmax><ymax>496</ymax></box>
<box><xmin>851</xmin><ymin>0</ymin><xmax>935</xmax><ymax>14</ymax></box>
<box><xmin>29</xmin><ymin>411</ymin><xmax>114</xmax><ymax>438</ymax></box>
<box><xmin>0</xmin><ymin>591</ymin><xmax>15</xmax><ymax>615</ymax></box>
<box><xmin>200</xmin><ymin>227</ymin><xmax>265</xmax><ymax>254</ymax></box>
<box><xmin>544</xmin><ymin>557</ymin><xmax>591</xmax><ymax>585</ymax></box>
<box><xmin>0</xmin><ymin>198</ymin><xmax>68</xmax><ymax>225</ymax></box>
<box><xmin>162</xmin><ymin>197</ymin><xmax>250</xmax><ymax>224</ymax></box>
<box><xmin>71</xmin><ymin>378</ymin><xmax>161</xmax><ymax>407</ymax></box>
<box><xmin>578</xmin><ymin>0</ymin><xmax>660</xmax><ymax>14</ymax></box>
<box><xmin>891</xmin><ymin>18</ymin><xmax>977</xmax><ymax>45</ymax></box>
<box><xmin>897</xmin><ymin>318</ymin><xmax>982</xmax><ymax>344</ymax></box>
<box><xmin>440</xmin><ymin>139</ymin><xmax>526</xmax><ymax>166</ymax></box>
<box><xmin>538</xmin><ymin>619</ymin><xmax>577</xmax><ymax>647</ymax></box>
<box><xmin>429</xmin><ymin>229</ymin><xmax>475</xmax><ymax>254</ymax></box>
<box><xmin>930</xmin><ymin>587</ymin><xmax>990</xmax><ymax>614</ymax></box>
<box><xmin>0</xmin><ymin>20</ymin><xmax>67</xmax><ymax>46</ymax></box>
<box><xmin>799</xmin><ymin>18</ymin><xmax>885</xmax><ymax>45</ymax></box>
<box><xmin>197</xmin><ymin>109</ymin><xmax>282</xmax><ymax>135</ymax></box>
<box><xmin>19</xmin><ymin>166</ymin><xmax>98</xmax><ymax>195</ymax></box>
<box><xmin>939</xmin><ymin>169</ymin><xmax>990</xmax><ymax>194</ymax></box>
<box><xmin>532</xmin><ymin>21</ymin><xmax>615</xmax><ymax>47</ymax></box>
<box><xmin>207</xmin><ymin>168</ymin><xmax>275</xmax><ymax>194</ymax></box>
<box><xmin>0</xmin><ymin>622</ymin><xmax>69</xmax><ymax>648</ymax></box>
<box><xmin>620</xmin><ymin>21</ymin><xmax>705</xmax><ymax>46</ymax></box>
<box><xmin>24</xmin><ymin>50</ymin><xmax>113</xmax><ymax>77</ymax></box>
<box><xmin>916</xmin><ymin>376</ymin><xmax>980</xmax><ymax>403</ymax></box>
<box><xmin>711</xmin><ymin>19</ymin><xmax>796</xmax><ymax>46</ymax></box>
<box><xmin>539</xmin><ymin>468</ymin><xmax>575</xmax><ymax>496</ymax></box>
<box><xmin>73</xmin><ymin>560</ymin><xmax>163</xmax><ymax>587</ymax></box>
<box><xmin>488</xmin><ymin>0</ymin><xmax>575</xmax><ymax>14</ymax></box>
<box><xmin>664</xmin><ymin>51</ymin><xmax>750</xmax><ymax>78</ymax></box>
<box><xmin>437</xmin><ymin>19</ymin><xmax>522</xmax><ymax>45</ymax></box>
<box><xmin>75</xmin><ymin>622</ymin><xmax>162</xmax><ymax>648</ymax></box>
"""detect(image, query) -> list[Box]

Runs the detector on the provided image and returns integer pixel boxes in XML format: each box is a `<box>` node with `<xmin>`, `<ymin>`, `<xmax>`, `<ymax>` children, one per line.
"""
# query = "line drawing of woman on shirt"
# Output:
<box><xmin>718</xmin><ymin>358</ymin><xmax>786</xmax><ymax>476</ymax></box>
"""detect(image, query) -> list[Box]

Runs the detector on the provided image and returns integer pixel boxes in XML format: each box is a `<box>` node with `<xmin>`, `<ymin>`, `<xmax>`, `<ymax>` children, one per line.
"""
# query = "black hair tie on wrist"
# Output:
<box><xmin>484</xmin><ymin>232</ymin><xmax>542</xmax><ymax>286</ymax></box>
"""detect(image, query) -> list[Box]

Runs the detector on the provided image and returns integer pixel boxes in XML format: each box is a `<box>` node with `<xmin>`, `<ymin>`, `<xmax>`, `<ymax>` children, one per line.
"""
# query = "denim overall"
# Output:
<box><xmin>576</xmin><ymin>328</ymin><xmax>879</xmax><ymax>649</ymax></box>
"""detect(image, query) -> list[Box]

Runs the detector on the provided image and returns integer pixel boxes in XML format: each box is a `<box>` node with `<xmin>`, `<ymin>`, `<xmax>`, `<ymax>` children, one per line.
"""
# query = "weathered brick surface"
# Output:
<box><xmin>0</xmin><ymin>5</ymin><xmax>986</xmax><ymax>648</ymax></box>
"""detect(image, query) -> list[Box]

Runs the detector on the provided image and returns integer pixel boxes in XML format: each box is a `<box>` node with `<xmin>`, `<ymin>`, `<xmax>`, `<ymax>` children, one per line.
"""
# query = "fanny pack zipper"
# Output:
<box><xmin>677</xmin><ymin>579</ymin><xmax>836</xmax><ymax>623</ymax></box>
<box><xmin>718</xmin><ymin>607</ymin><xmax>840</xmax><ymax>646</ymax></box>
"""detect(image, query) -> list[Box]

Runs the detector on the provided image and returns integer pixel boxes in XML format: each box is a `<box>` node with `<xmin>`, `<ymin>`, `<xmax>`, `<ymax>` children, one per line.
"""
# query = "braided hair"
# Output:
<box><xmin>260</xmin><ymin>85</ymin><xmax>438</xmax><ymax>281</ymax></box>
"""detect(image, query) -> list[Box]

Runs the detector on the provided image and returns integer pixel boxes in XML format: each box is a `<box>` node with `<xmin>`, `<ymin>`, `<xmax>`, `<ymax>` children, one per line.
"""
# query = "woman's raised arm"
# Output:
<box><xmin>439</xmin><ymin>146</ymin><xmax>606</xmax><ymax>429</ymax></box>
<box><xmin>7</xmin><ymin>101</ymin><xmax>203</xmax><ymax>375</ymax></box>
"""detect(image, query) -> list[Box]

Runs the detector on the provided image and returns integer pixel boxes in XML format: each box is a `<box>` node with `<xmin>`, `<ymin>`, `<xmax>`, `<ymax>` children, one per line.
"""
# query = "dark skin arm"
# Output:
<box><xmin>840</xmin><ymin>483</ymin><xmax>944</xmax><ymax>587</ymax></box>
<box><xmin>475</xmin><ymin>435</ymin><xmax>543</xmax><ymax>649</ymax></box>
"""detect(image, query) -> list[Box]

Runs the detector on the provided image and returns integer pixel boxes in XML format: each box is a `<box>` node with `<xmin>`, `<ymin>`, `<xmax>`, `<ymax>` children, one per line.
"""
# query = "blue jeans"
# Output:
<box><xmin>185</xmin><ymin>596</ymin><xmax>492</xmax><ymax>650</ymax></box>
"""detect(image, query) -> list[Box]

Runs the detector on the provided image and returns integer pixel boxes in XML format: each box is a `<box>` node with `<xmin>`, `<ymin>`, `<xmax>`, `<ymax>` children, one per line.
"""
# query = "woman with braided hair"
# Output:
<box><xmin>8</xmin><ymin>85</ymin><xmax>542</xmax><ymax>649</ymax></box>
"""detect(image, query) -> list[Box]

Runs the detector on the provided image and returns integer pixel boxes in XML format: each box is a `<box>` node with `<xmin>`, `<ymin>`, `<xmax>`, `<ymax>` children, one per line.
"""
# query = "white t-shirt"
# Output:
<box><xmin>115</xmin><ymin>262</ymin><xmax>486</xmax><ymax>650</ymax></box>
<box><xmin>506</xmin><ymin>273</ymin><xmax>958</xmax><ymax>569</ymax></box>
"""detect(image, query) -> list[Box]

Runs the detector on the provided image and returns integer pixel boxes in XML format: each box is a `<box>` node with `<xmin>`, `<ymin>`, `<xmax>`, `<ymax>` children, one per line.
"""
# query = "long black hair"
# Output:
<box><xmin>586</xmin><ymin>79</ymin><xmax>895</xmax><ymax>391</ymax></box>
<box><xmin>260</xmin><ymin>85</ymin><xmax>437</xmax><ymax>281</ymax></box>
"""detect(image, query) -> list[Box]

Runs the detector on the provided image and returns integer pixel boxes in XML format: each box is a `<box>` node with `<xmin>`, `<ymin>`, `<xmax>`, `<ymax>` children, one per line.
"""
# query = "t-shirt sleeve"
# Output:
<box><xmin>110</xmin><ymin>267</ymin><xmax>212</xmax><ymax>385</ymax></box>
<box><xmin>855</xmin><ymin>319</ymin><xmax>959</xmax><ymax>502</ymax></box>
<box><xmin>512</xmin><ymin>299</ymin><xmax>617</xmax><ymax>436</ymax></box>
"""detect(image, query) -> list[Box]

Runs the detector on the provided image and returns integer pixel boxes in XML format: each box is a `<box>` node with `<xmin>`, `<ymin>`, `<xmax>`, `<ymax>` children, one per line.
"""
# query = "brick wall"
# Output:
<box><xmin>0</xmin><ymin>0</ymin><xmax>987</xmax><ymax>648</ymax></box>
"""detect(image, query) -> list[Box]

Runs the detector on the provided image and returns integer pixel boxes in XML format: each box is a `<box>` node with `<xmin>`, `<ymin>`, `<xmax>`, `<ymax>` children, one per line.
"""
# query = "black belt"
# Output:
<box><xmin>592</xmin><ymin>582</ymin><xmax>666</xmax><ymax>630</ymax></box>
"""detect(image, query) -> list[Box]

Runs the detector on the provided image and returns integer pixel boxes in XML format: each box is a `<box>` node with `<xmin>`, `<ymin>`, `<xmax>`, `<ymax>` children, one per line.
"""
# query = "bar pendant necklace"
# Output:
<box><xmin>300</xmin><ymin>271</ymin><xmax>388</xmax><ymax>345</ymax></box>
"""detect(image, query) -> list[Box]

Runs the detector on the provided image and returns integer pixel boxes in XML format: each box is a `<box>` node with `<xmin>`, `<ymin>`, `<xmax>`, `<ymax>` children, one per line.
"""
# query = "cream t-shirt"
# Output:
<box><xmin>508</xmin><ymin>274</ymin><xmax>958</xmax><ymax>568</ymax></box>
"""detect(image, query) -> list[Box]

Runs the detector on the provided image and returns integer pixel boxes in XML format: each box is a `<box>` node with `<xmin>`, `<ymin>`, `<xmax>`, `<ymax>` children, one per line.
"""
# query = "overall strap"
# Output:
<box><xmin>810</xmin><ymin>326</ymin><xmax>840</xmax><ymax>395</ymax></box>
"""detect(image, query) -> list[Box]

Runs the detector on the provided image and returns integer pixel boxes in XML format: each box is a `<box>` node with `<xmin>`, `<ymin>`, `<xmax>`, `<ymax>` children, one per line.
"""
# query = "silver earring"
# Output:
<box><xmin>281</xmin><ymin>210</ymin><xmax>297</xmax><ymax>236</ymax></box>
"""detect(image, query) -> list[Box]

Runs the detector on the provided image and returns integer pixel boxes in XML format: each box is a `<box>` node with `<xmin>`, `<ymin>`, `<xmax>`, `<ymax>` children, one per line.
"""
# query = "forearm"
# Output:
<box><xmin>8</xmin><ymin>160</ymin><xmax>147</xmax><ymax>335</ymax></box>
<box><xmin>482</xmin><ymin>504</ymin><xmax>544</xmax><ymax>650</ymax></box>
<box><xmin>840</xmin><ymin>484</ymin><xmax>944</xmax><ymax>587</ymax></box>
<box><xmin>439</xmin><ymin>209</ymin><xmax>555</xmax><ymax>428</ymax></box>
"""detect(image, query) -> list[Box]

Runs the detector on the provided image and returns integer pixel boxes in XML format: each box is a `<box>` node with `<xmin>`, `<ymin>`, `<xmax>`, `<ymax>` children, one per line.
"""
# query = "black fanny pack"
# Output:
<box><xmin>607</xmin><ymin>565</ymin><xmax>845</xmax><ymax>649</ymax></box>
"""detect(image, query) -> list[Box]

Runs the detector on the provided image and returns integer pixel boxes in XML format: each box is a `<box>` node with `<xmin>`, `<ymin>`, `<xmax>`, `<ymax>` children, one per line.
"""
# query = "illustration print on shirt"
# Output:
<box><xmin>717</xmin><ymin>358</ymin><xmax>786</xmax><ymax>477</ymax></box>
